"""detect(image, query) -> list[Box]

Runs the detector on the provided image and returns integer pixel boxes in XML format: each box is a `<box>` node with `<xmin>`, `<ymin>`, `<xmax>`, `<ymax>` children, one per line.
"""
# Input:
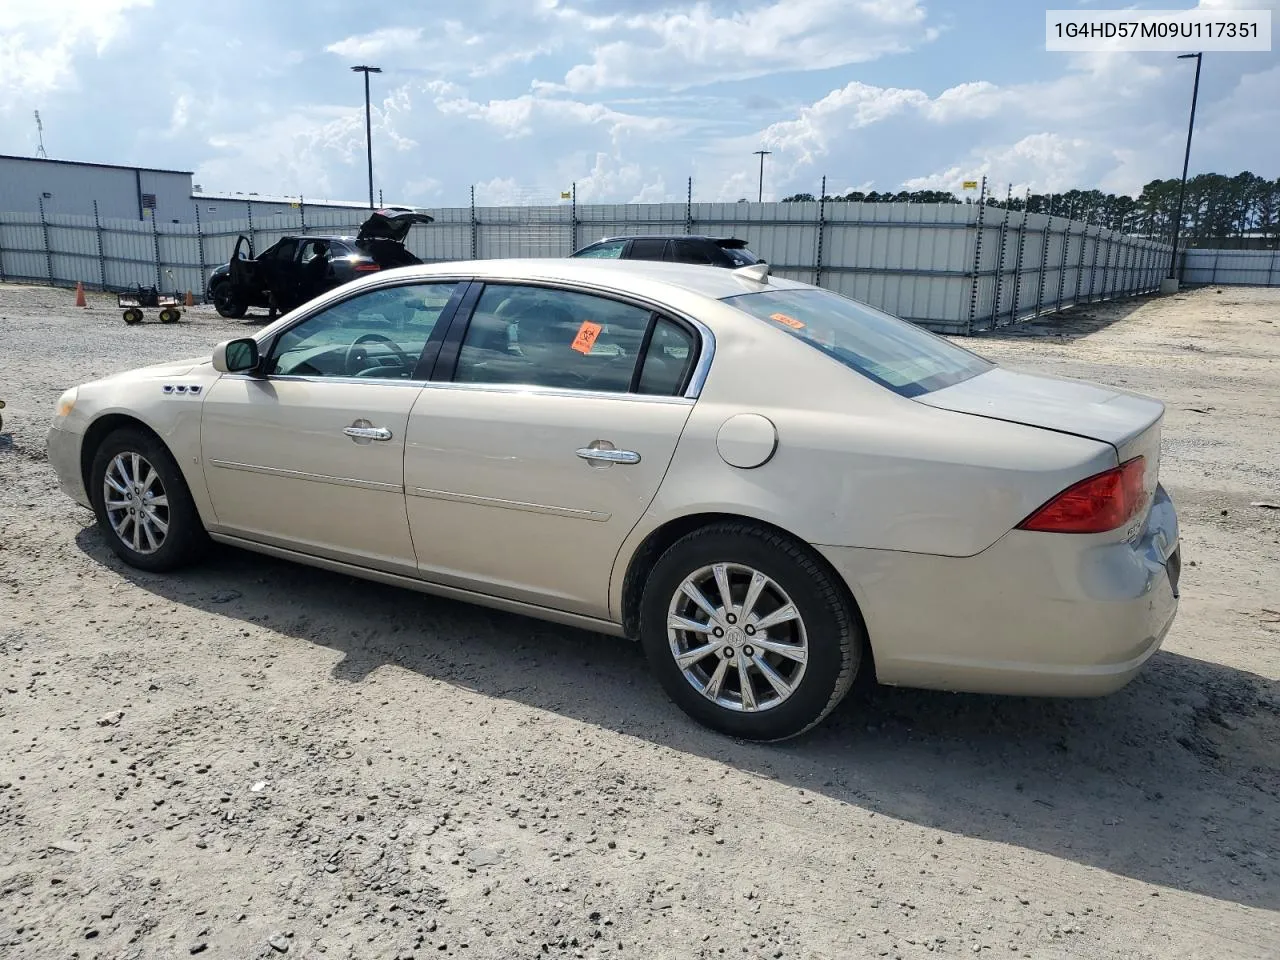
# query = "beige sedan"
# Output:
<box><xmin>46</xmin><ymin>259</ymin><xmax>1181</xmax><ymax>740</ymax></box>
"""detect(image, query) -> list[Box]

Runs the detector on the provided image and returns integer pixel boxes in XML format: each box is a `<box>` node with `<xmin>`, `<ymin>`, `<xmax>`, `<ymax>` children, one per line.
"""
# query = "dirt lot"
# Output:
<box><xmin>1</xmin><ymin>283</ymin><xmax>1277</xmax><ymax>960</ymax></box>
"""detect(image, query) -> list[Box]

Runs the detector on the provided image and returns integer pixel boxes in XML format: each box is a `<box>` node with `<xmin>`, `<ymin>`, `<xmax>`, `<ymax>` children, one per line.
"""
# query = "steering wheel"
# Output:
<box><xmin>344</xmin><ymin>332</ymin><xmax>413</xmax><ymax>376</ymax></box>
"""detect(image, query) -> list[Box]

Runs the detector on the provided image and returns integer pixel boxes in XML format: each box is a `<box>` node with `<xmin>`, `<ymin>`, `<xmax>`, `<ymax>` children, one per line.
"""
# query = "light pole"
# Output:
<box><xmin>1166</xmin><ymin>52</ymin><xmax>1202</xmax><ymax>284</ymax></box>
<box><xmin>351</xmin><ymin>65</ymin><xmax>383</xmax><ymax>209</ymax></box>
<box><xmin>753</xmin><ymin>150</ymin><xmax>771</xmax><ymax>202</ymax></box>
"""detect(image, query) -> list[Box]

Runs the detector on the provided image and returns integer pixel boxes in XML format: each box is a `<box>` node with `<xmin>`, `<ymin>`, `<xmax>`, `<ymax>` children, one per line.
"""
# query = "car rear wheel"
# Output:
<box><xmin>639</xmin><ymin>522</ymin><xmax>862</xmax><ymax>741</ymax></box>
<box><xmin>212</xmin><ymin>281</ymin><xmax>247</xmax><ymax>319</ymax></box>
<box><xmin>90</xmin><ymin>427</ymin><xmax>208</xmax><ymax>572</ymax></box>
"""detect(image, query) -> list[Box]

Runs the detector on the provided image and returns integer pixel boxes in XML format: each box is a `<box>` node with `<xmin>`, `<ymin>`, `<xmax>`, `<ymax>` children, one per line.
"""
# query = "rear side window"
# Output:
<box><xmin>723</xmin><ymin>288</ymin><xmax>992</xmax><ymax>398</ymax></box>
<box><xmin>670</xmin><ymin>240</ymin><xmax>714</xmax><ymax>265</ymax></box>
<box><xmin>636</xmin><ymin>318</ymin><xmax>696</xmax><ymax>395</ymax></box>
<box><xmin>628</xmin><ymin>239</ymin><xmax>668</xmax><ymax>261</ymax></box>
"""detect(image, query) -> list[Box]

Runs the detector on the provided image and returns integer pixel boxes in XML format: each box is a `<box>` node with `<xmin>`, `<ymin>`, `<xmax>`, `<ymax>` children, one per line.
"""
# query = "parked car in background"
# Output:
<box><xmin>207</xmin><ymin>208</ymin><xmax>434</xmax><ymax>319</ymax></box>
<box><xmin>47</xmin><ymin>258</ymin><xmax>1180</xmax><ymax>741</ymax></box>
<box><xmin>571</xmin><ymin>234</ymin><xmax>762</xmax><ymax>268</ymax></box>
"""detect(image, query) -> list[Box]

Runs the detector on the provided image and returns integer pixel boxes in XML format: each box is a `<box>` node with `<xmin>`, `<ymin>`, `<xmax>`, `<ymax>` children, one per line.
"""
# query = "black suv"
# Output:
<box><xmin>569</xmin><ymin>234</ymin><xmax>762</xmax><ymax>268</ymax></box>
<box><xmin>207</xmin><ymin>208</ymin><xmax>434</xmax><ymax>319</ymax></box>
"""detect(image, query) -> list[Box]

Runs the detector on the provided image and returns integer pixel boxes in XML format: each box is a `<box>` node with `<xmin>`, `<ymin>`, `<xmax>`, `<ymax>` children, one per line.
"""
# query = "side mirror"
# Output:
<box><xmin>212</xmin><ymin>337</ymin><xmax>260</xmax><ymax>374</ymax></box>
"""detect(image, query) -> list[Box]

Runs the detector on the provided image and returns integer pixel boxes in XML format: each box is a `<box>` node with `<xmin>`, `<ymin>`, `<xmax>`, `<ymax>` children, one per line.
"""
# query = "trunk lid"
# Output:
<box><xmin>356</xmin><ymin>207</ymin><xmax>435</xmax><ymax>243</ymax></box>
<box><xmin>918</xmin><ymin>367</ymin><xmax>1165</xmax><ymax>521</ymax></box>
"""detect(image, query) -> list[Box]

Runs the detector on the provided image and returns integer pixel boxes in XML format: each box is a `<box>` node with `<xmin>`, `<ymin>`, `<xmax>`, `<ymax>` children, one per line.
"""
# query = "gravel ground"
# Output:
<box><xmin>1</xmin><ymin>283</ymin><xmax>1277</xmax><ymax>960</ymax></box>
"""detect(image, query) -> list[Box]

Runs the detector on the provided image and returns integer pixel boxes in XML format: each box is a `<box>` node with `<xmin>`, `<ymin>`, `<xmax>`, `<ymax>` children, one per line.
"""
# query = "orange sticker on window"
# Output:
<box><xmin>571</xmin><ymin>320</ymin><xmax>603</xmax><ymax>354</ymax></box>
<box><xmin>769</xmin><ymin>312</ymin><xmax>806</xmax><ymax>329</ymax></box>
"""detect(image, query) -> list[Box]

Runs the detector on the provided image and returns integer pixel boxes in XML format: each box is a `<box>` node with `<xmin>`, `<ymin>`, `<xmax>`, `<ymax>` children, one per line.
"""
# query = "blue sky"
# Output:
<box><xmin>1</xmin><ymin>0</ymin><xmax>1276</xmax><ymax>207</ymax></box>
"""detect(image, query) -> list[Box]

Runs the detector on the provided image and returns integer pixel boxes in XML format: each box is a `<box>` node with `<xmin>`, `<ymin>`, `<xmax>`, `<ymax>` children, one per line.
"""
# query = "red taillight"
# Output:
<box><xmin>1017</xmin><ymin>456</ymin><xmax>1147</xmax><ymax>534</ymax></box>
<box><xmin>353</xmin><ymin>263</ymin><xmax>382</xmax><ymax>272</ymax></box>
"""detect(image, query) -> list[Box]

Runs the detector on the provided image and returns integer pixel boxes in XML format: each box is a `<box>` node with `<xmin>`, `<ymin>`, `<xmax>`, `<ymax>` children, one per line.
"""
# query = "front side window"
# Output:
<box><xmin>723</xmin><ymin>287</ymin><xmax>991</xmax><ymax>398</ymax></box>
<box><xmin>454</xmin><ymin>284</ymin><xmax>691</xmax><ymax>395</ymax></box>
<box><xmin>266</xmin><ymin>282</ymin><xmax>460</xmax><ymax>379</ymax></box>
<box><xmin>573</xmin><ymin>240</ymin><xmax>625</xmax><ymax>259</ymax></box>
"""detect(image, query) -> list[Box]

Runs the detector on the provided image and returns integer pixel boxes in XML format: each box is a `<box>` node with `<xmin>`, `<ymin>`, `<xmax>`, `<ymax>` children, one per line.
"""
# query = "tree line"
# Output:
<box><xmin>780</xmin><ymin>172</ymin><xmax>1279</xmax><ymax>248</ymax></box>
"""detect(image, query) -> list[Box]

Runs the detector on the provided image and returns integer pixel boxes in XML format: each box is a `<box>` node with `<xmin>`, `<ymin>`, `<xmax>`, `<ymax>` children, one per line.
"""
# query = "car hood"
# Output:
<box><xmin>916</xmin><ymin>366</ymin><xmax>1165</xmax><ymax>456</ymax></box>
<box><xmin>357</xmin><ymin>208</ymin><xmax>435</xmax><ymax>243</ymax></box>
<box><xmin>93</xmin><ymin>356</ymin><xmax>212</xmax><ymax>385</ymax></box>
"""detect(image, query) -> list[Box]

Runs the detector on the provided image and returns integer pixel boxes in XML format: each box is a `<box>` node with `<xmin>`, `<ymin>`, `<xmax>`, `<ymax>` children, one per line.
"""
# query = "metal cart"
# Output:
<box><xmin>118</xmin><ymin>285</ymin><xmax>182</xmax><ymax>325</ymax></box>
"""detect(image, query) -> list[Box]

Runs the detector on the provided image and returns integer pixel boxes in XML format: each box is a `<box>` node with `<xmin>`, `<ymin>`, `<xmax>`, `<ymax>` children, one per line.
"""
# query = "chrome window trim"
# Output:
<box><xmin>416</xmin><ymin>380</ymin><xmax>696</xmax><ymax>405</ymax></box>
<box><xmin>240</xmin><ymin>272</ymin><xmax>717</xmax><ymax>400</ymax></box>
<box><xmin>222</xmin><ymin>373</ymin><xmax>428</xmax><ymax>388</ymax></box>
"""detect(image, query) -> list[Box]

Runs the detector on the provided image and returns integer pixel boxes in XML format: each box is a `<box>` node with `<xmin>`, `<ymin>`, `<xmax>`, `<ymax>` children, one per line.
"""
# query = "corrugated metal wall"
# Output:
<box><xmin>1180</xmin><ymin>248</ymin><xmax>1280</xmax><ymax>287</ymax></box>
<box><xmin>0</xmin><ymin>158</ymin><xmax>194</xmax><ymax>222</ymax></box>
<box><xmin>0</xmin><ymin>200</ymin><xmax>1173</xmax><ymax>334</ymax></box>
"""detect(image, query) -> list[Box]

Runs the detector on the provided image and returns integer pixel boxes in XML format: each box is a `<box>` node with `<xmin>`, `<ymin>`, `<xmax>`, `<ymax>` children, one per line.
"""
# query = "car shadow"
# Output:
<box><xmin>77</xmin><ymin>529</ymin><xmax>1279</xmax><ymax>912</ymax></box>
<box><xmin>978</xmin><ymin>296</ymin><xmax>1154</xmax><ymax>343</ymax></box>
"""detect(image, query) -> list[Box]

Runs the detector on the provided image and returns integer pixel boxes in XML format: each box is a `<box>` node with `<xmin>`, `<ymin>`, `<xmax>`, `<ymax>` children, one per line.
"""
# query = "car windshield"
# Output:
<box><xmin>723</xmin><ymin>287</ymin><xmax>992</xmax><ymax>398</ymax></box>
<box><xmin>720</xmin><ymin>245</ymin><xmax>760</xmax><ymax>266</ymax></box>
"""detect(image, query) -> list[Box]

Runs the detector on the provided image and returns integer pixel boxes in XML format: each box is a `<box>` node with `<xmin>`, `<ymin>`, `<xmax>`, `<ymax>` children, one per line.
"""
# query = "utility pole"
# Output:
<box><xmin>753</xmin><ymin>150</ymin><xmax>771</xmax><ymax>202</ymax></box>
<box><xmin>351</xmin><ymin>65</ymin><xmax>383</xmax><ymax>209</ymax></box>
<box><xmin>34</xmin><ymin>111</ymin><xmax>48</xmax><ymax>158</ymax></box>
<box><xmin>1166</xmin><ymin>52</ymin><xmax>1202</xmax><ymax>286</ymax></box>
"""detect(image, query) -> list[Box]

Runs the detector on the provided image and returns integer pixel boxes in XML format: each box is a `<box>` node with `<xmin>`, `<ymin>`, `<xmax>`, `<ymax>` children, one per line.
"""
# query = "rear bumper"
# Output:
<box><xmin>47</xmin><ymin>423</ymin><xmax>91</xmax><ymax>510</ymax></box>
<box><xmin>818</xmin><ymin>485</ymin><xmax>1181</xmax><ymax>697</ymax></box>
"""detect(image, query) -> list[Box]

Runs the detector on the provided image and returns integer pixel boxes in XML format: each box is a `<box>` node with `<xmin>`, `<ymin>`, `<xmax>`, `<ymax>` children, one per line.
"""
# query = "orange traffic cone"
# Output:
<box><xmin>75</xmin><ymin>281</ymin><xmax>87</xmax><ymax>308</ymax></box>
<box><xmin>185</xmin><ymin>290</ymin><xmax>195</xmax><ymax>307</ymax></box>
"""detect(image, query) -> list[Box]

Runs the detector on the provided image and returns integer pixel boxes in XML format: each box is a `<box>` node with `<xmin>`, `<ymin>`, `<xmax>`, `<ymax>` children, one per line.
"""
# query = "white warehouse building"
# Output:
<box><xmin>0</xmin><ymin>155</ymin><xmax>412</xmax><ymax>225</ymax></box>
<box><xmin>0</xmin><ymin>155</ymin><xmax>196</xmax><ymax>222</ymax></box>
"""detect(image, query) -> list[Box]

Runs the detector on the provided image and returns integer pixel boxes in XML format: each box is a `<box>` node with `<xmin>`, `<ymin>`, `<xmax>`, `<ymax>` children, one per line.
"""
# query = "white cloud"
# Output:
<box><xmin>0</xmin><ymin>0</ymin><xmax>153</xmax><ymax>102</ymax></box>
<box><xmin>903</xmin><ymin>133</ymin><xmax>1100</xmax><ymax>196</ymax></box>
<box><xmin>325</xmin><ymin>27</ymin><xmax>425</xmax><ymax>60</ymax></box>
<box><xmin>428</xmin><ymin>85</ymin><xmax>675</xmax><ymax>144</ymax></box>
<box><xmin>570</xmin><ymin>152</ymin><xmax>670</xmax><ymax>203</ymax></box>
<box><xmin>546</xmin><ymin>0</ymin><xmax>936</xmax><ymax>92</ymax></box>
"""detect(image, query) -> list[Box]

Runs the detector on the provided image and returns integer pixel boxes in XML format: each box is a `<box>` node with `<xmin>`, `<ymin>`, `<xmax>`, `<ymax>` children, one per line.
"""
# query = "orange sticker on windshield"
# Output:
<box><xmin>770</xmin><ymin>312</ymin><xmax>805</xmax><ymax>330</ymax></box>
<box><xmin>571</xmin><ymin>320</ymin><xmax>603</xmax><ymax>354</ymax></box>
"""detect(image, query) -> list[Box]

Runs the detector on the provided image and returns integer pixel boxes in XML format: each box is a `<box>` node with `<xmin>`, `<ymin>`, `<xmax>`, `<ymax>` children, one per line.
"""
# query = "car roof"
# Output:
<box><xmin>373</xmin><ymin>258</ymin><xmax>807</xmax><ymax>303</ymax></box>
<box><xmin>587</xmin><ymin>234</ymin><xmax>747</xmax><ymax>244</ymax></box>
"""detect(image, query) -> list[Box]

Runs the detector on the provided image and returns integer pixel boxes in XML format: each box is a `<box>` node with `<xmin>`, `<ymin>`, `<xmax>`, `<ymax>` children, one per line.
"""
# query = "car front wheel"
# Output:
<box><xmin>90</xmin><ymin>427</ymin><xmax>208</xmax><ymax>572</ymax></box>
<box><xmin>639</xmin><ymin>522</ymin><xmax>862</xmax><ymax>741</ymax></box>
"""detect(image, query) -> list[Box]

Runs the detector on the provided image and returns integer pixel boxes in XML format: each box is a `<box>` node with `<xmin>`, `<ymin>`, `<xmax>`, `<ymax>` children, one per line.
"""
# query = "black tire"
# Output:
<box><xmin>89</xmin><ymin>427</ymin><xmax>209</xmax><ymax>572</ymax></box>
<box><xmin>158</xmin><ymin>307</ymin><xmax>174</xmax><ymax>324</ymax></box>
<box><xmin>123</xmin><ymin>308</ymin><xmax>142</xmax><ymax>325</ymax></box>
<box><xmin>639</xmin><ymin>522</ymin><xmax>862</xmax><ymax>741</ymax></box>
<box><xmin>212</xmin><ymin>281</ymin><xmax>247</xmax><ymax>319</ymax></box>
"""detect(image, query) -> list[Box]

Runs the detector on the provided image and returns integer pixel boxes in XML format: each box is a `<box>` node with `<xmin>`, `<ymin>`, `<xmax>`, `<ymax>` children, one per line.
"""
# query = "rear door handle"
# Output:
<box><xmin>576</xmin><ymin>447</ymin><xmax>641</xmax><ymax>464</ymax></box>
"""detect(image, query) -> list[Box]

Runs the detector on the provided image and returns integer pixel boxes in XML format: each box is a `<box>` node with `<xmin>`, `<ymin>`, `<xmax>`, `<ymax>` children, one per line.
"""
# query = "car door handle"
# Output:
<box><xmin>344</xmin><ymin>425</ymin><xmax>392</xmax><ymax>442</ymax></box>
<box><xmin>576</xmin><ymin>447</ymin><xmax>641</xmax><ymax>464</ymax></box>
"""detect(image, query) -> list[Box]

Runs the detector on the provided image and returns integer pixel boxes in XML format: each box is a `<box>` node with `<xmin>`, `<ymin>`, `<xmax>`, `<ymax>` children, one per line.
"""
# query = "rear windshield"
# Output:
<box><xmin>723</xmin><ymin>288</ymin><xmax>992</xmax><ymax>397</ymax></box>
<box><xmin>720</xmin><ymin>245</ymin><xmax>760</xmax><ymax>266</ymax></box>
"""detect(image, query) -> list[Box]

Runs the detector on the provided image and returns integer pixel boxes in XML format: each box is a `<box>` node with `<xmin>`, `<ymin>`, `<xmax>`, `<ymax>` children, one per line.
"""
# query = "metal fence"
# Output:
<box><xmin>1178</xmin><ymin>247</ymin><xmax>1280</xmax><ymax>287</ymax></box>
<box><xmin>0</xmin><ymin>187</ymin><xmax>1173</xmax><ymax>335</ymax></box>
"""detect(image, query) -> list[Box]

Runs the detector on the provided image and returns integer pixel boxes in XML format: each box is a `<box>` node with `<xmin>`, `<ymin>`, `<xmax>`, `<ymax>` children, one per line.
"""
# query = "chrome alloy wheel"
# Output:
<box><xmin>666</xmin><ymin>563</ymin><xmax>808</xmax><ymax>713</ymax></box>
<box><xmin>102</xmin><ymin>452</ymin><xmax>170</xmax><ymax>555</ymax></box>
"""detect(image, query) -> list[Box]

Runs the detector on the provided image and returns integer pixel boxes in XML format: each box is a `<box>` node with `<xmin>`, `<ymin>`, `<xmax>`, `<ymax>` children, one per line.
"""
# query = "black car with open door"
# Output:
<box><xmin>207</xmin><ymin>208</ymin><xmax>434</xmax><ymax>319</ymax></box>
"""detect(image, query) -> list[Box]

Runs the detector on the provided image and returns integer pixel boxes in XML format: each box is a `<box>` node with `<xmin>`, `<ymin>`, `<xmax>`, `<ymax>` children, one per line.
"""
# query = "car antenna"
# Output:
<box><xmin>733</xmin><ymin>262</ymin><xmax>770</xmax><ymax>284</ymax></box>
